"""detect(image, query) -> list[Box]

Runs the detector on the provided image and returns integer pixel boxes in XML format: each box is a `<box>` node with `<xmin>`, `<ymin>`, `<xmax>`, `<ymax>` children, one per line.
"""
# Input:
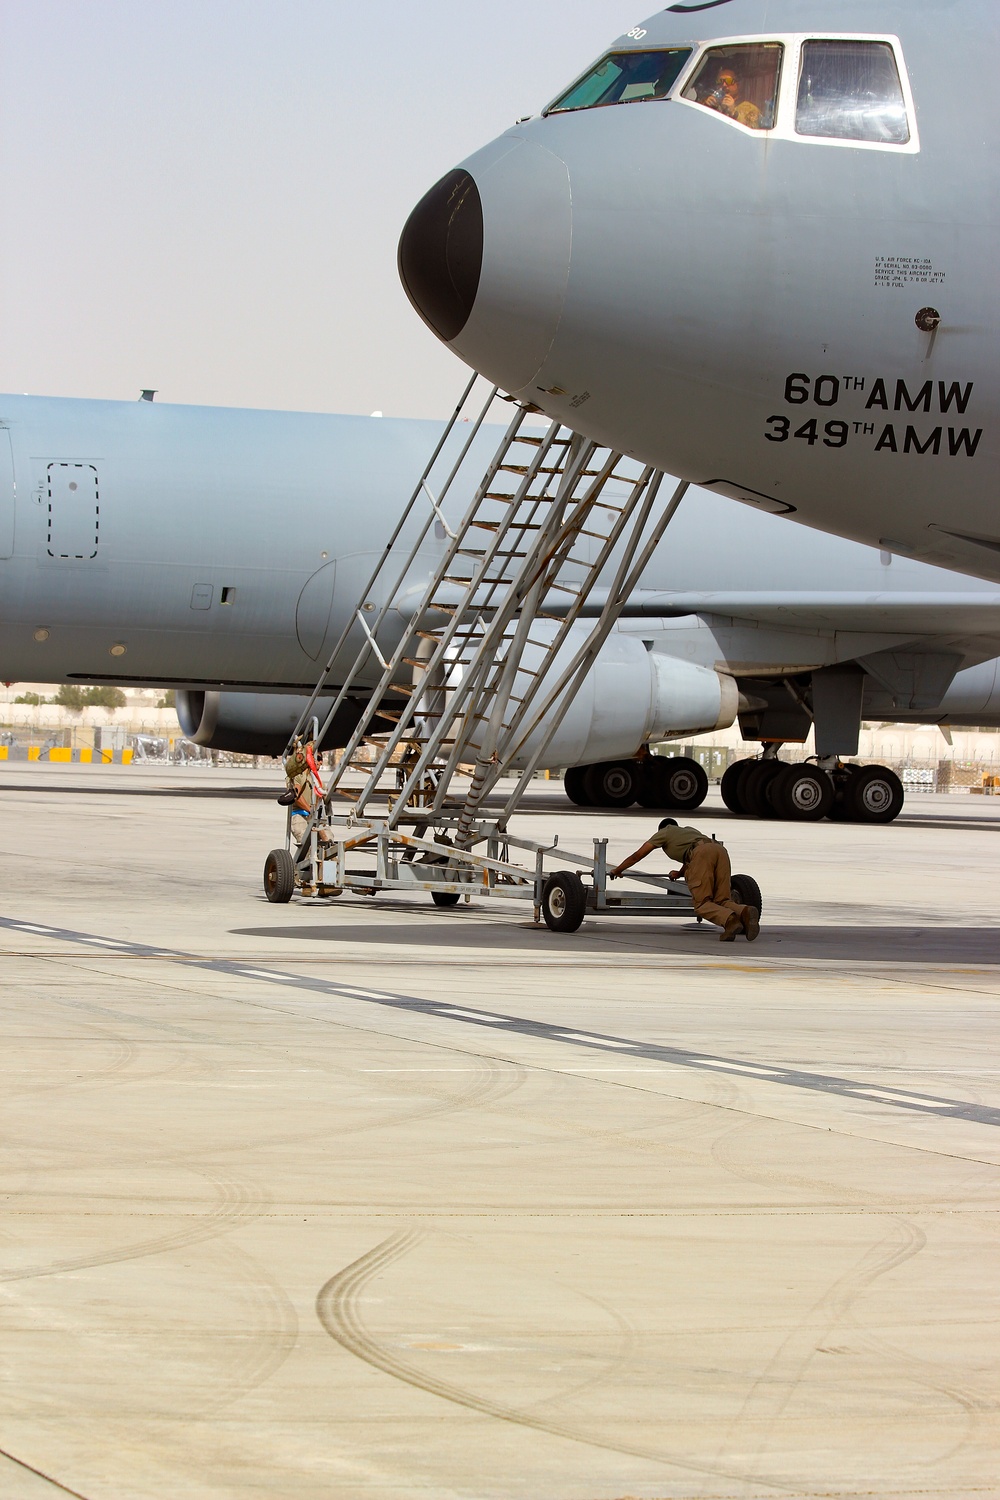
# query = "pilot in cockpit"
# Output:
<box><xmin>701</xmin><ymin>67</ymin><xmax>762</xmax><ymax>129</ymax></box>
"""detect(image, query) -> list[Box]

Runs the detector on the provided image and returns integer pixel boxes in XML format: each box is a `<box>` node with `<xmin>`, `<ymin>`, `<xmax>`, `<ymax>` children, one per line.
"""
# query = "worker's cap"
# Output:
<box><xmin>658</xmin><ymin>817</ymin><xmax>678</xmax><ymax>829</ymax></box>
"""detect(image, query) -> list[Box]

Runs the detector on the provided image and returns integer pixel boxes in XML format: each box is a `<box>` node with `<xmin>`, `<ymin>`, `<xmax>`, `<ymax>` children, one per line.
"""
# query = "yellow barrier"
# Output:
<box><xmin>0</xmin><ymin>746</ymin><xmax>7</xmax><ymax>760</ymax></box>
<box><xmin>19</xmin><ymin>746</ymin><xmax>134</xmax><ymax>764</ymax></box>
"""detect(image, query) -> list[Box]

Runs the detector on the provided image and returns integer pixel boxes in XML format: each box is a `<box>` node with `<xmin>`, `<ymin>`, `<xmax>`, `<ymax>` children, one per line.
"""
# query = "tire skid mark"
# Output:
<box><xmin>714</xmin><ymin>1218</ymin><xmax>929</xmax><ymax>1487</ymax></box>
<box><xmin>4</xmin><ymin>914</ymin><xmax>997</xmax><ymax>1129</ymax></box>
<box><xmin>0</xmin><ymin>1165</ymin><xmax>265</xmax><ymax>1286</ymax></box>
<box><xmin>7</xmin><ymin>1028</ymin><xmax>137</xmax><ymax>1100</ymax></box>
<box><xmin>829</xmin><ymin>1228</ymin><xmax>1000</xmax><ymax>1470</ymax></box>
<box><xmin>0</xmin><ymin>1444</ymin><xmax>93</xmax><ymax>1498</ymax></box>
<box><xmin>167</xmin><ymin>1236</ymin><xmax>300</xmax><ymax>1416</ymax></box>
<box><xmin>708</xmin><ymin>1115</ymin><xmax>918</xmax><ymax>1208</ymax></box>
<box><xmin>28</xmin><ymin>963</ymin><xmax>528</xmax><ymax>1148</ymax></box>
<box><xmin>315</xmin><ymin>1231</ymin><xmax>795</xmax><ymax>1493</ymax></box>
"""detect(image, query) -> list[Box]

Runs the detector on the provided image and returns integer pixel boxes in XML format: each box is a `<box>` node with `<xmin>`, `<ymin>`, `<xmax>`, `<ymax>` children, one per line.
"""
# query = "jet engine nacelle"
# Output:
<box><xmin>175</xmin><ymin>691</ymin><xmax>357</xmax><ymax>756</ymax></box>
<box><xmin>176</xmin><ymin>628</ymin><xmax>738</xmax><ymax>762</ymax></box>
<box><xmin>494</xmin><ymin>628</ymin><xmax>738</xmax><ymax>768</ymax></box>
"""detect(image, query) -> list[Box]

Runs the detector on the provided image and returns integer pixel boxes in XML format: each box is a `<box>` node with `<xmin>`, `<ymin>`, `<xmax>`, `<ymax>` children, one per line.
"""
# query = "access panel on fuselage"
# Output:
<box><xmin>46</xmin><ymin>462</ymin><xmax>100</xmax><ymax>560</ymax></box>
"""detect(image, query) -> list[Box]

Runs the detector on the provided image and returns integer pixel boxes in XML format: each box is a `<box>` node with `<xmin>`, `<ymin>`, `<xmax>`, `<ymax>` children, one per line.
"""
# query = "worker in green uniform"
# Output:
<box><xmin>610</xmin><ymin>817</ymin><xmax>760</xmax><ymax>942</ymax></box>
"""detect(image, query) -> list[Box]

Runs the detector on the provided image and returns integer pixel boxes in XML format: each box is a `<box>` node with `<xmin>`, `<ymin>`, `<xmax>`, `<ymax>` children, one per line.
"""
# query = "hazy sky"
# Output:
<box><xmin>0</xmin><ymin>1</ymin><xmax>645</xmax><ymax>418</ymax></box>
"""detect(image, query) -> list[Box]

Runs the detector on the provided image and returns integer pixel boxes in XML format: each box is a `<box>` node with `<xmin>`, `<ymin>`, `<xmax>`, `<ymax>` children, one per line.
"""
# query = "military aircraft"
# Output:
<box><xmin>2</xmin><ymin>392</ymin><xmax>999</xmax><ymax>823</ymax></box>
<box><xmin>398</xmin><ymin>1</ymin><xmax>999</xmax><ymax>585</ymax></box>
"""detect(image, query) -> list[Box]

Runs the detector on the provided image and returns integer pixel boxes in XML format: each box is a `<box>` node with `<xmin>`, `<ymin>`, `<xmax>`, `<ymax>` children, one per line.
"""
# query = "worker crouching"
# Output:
<box><xmin>610</xmin><ymin>818</ymin><xmax>760</xmax><ymax>942</ymax></box>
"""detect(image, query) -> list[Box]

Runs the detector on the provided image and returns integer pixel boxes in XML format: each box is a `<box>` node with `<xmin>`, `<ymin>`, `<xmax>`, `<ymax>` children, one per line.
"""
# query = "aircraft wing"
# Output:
<box><xmin>602</xmin><ymin>591</ymin><xmax>1000</xmax><ymax>637</ymax></box>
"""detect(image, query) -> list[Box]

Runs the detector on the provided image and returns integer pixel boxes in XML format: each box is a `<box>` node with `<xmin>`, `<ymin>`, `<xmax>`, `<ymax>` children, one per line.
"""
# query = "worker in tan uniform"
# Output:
<box><xmin>610</xmin><ymin>817</ymin><xmax>760</xmax><ymax>942</ymax></box>
<box><xmin>284</xmin><ymin>740</ymin><xmax>333</xmax><ymax>877</ymax></box>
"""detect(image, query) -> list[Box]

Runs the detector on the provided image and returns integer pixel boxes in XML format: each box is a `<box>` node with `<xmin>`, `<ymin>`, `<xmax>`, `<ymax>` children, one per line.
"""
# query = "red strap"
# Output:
<box><xmin>305</xmin><ymin>742</ymin><xmax>324</xmax><ymax>794</ymax></box>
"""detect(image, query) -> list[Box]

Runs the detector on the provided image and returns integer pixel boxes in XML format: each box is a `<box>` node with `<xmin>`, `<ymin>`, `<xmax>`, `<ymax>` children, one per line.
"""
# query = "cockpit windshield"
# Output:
<box><xmin>546</xmin><ymin>48</ymin><xmax>693</xmax><ymax>114</ymax></box>
<box><xmin>796</xmin><ymin>41</ymin><xmax>910</xmax><ymax>144</ymax></box>
<box><xmin>682</xmin><ymin>43</ymin><xmax>783</xmax><ymax>130</ymax></box>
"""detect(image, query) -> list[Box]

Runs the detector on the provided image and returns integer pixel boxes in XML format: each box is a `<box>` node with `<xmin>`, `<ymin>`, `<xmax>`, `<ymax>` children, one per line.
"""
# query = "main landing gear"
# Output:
<box><xmin>720</xmin><ymin>755</ymin><xmax>904</xmax><ymax>824</ymax></box>
<box><xmin>564</xmin><ymin>755</ymin><xmax>709</xmax><ymax>812</ymax></box>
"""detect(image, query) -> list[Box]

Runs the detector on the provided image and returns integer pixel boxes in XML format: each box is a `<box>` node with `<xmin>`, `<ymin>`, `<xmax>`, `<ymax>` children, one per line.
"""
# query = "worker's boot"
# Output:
<box><xmin>742</xmin><ymin>907</ymin><xmax>760</xmax><ymax>942</ymax></box>
<box><xmin>720</xmin><ymin>913</ymin><xmax>741</xmax><ymax>942</ymax></box>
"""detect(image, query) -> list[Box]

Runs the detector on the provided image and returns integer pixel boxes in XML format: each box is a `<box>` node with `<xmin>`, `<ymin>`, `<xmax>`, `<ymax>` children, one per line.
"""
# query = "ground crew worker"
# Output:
<box><xmin>609</xmin><ymin>817</ymin><xmax>760</xmax><ymax>942</ymax></box>
<box><xmin>284</xmin><ymin>740</ymin><xmax>332</xmax><ymax>858</ymax></box>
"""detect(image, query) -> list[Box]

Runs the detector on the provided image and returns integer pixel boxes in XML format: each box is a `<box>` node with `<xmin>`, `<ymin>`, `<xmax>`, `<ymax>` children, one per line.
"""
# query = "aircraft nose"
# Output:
<box><xmin>398</xmin><ymin>138</ymin><xmax>572</xmax><ymax>394</ymax></box>
<box><xmin>398</xmin><ymin>168</ymin><xmax>483</xmax><ymax>344</ymax></box>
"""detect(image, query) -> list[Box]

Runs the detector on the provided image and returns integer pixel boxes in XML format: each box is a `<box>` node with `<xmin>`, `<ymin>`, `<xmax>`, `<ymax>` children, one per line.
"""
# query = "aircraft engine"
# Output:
<box><xmin>175</xmin><ymin>691</ymin><xmax>362</xmax><ymax>756</ymax></box>
<box><xmin>481</xmin><ymin>628</ymin><xmax>739</xmax><ymax>769</ymax></box>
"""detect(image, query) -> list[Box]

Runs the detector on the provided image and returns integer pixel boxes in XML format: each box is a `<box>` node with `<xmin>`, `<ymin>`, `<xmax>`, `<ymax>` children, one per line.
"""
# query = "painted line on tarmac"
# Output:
<box><xmin>2</xmin><ymin>914</ymin><xmax>998</xmax><ymax>1129</ymax></box>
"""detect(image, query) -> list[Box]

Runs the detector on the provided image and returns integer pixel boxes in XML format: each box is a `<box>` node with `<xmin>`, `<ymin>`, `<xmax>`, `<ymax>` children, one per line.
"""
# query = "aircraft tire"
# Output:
<box><xmin>730</xmin><ymin>873</ymin><xmax>762</xmax><ymax>915</ymax></box>
<box><xmin>846</xmin><ymin>764</ymin><xmax>904</xmax><ymax>823</ymax></box>
<box><xmin>541</xmin><ymin>870</ymin><xmax>588</xmax><ymax>933</ymax></box>
<box><xmin>264</xmin><ymin>848</ymin><xmax>295</xmax><ymax>904</ymax></box>
<box><xmin>662</xmin><ymin>756</ymin><xmax>708</xmax><ymax>811</ymax></box>
<box><xmin>564</xmin><ymin>765</ymin><xmax>590</xmax><ymax>806</ymax></box>
<box><xmin>431</xmin><ymin>890</ymin><xmax>461</xmax><ymax>907</ymax></box>
<box><xmin>768</xmin><ymin>763</ymin><xmax>834</xmax><ymax>821</ymax></box>
<box><xmin>637</xmin><ymin>755</ymin><xmax>707</xmax><ymax>811</ymax></box>
<box><xmin>583</xmin><ymin>760</ymin><xmax>640</xmax><ymax>808</ymax></box>
<box><xmin>742</xmin><ymin>760</ymin><xmax>783</xmax><ymax>818</ymax></box>
<box><xmin>720</xmin><ymin>757</ymin><xmax>755</xmax><ymax>813</ymax></box>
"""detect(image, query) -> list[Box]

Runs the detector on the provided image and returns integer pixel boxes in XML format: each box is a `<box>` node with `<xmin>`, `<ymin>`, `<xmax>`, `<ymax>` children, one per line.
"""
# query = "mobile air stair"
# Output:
<box><xmin>262</xmin><ymin>378</ymin><xmax>761</xmax><ymax>931</ymax></box>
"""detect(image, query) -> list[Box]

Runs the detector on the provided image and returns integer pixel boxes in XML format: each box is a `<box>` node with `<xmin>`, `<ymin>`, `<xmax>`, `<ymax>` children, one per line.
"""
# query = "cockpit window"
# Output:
<box><xmin>683</xmin><ymin>43</ymin><xmax>783</xmax><ymax>130</ymax></box>
<box><xmin>546</xmin><ymin>48</ymin><xmax>692</xmax><ymax>113</ymax></box>
<box><xmin>796</xmin><ymin>41</ymin><xmax>909</xmax><ymax>144</ymax></box>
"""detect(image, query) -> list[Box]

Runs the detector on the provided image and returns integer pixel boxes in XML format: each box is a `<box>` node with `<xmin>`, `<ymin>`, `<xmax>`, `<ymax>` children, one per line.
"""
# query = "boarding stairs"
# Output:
<box><xmin>282</xmin><ymin>376</ymin><xmax>688</xmax><ymax>909</ymax></box>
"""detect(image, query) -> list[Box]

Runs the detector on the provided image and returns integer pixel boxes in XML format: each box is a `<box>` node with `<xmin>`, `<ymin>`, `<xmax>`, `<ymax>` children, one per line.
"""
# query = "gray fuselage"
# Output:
<box><xmin>399</xmin><ymin>1</ymin><xmax>999</xmax><ymax>581</ymax></box>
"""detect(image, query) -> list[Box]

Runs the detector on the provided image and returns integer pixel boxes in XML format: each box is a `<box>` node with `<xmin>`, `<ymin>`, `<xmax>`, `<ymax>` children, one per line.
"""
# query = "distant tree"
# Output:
<box><xmin>53</xmin><ymin>684</ymin><xmax>87</xmax><ymax>712</ymax></box>
<box><xmin>158</xmin><ymin>689</ymin><xmax>176</xmax><ymax>709</ymax></box>
<box><xmin>85</xmin><ymin>685</ymin><xmax>127</xmax><ymax>710</ymax></box>
<box><xmin>13</xmin><ymin>691</ymin><xmax>46</xmax><ymax>705</ymax></box>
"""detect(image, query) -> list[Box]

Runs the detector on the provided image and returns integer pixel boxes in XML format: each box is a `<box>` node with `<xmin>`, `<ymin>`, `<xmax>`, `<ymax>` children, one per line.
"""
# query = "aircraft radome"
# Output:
<box><xmin>3</xmin><ymin>393</ymin><xmax>1000</xmax><ymax>823</ymax></box>
<box><xmin>398</xmin><ymin>1</ymin><xmax>999</xmax><ymax>582</ymax></box>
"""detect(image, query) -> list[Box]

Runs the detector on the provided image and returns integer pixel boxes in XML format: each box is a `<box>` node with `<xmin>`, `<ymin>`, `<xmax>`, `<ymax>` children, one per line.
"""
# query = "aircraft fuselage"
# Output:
<box><xmin>399</xmin><ymin>0</ymin><xmax>999</xmax><ymax>579</ymax></box>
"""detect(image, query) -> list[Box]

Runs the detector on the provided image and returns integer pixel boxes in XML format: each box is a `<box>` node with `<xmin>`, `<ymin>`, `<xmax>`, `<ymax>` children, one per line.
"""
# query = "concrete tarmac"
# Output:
<box><xmin>1</xmin><ymin>762</ymin><xmax>998</xmax><ymax>1500</ymax></box>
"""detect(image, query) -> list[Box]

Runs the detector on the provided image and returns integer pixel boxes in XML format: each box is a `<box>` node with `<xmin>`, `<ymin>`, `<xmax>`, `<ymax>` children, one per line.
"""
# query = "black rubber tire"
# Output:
<box><xmin>541</xmin><ymin>870</ymin><xmax>588</xmax><ymax>933</ymax></box>
<box><xmin>730</xmin><ymin>872</ymin><xmax>762</xmax><ymax>915</ymax></box>
<box><xmin>768</xmin><ymin>763</ymin><xmax>834</xmax><ymax>821</ymax></box>
<box><xmin>846</xmin><ymin>764</ymin><xmax>905</xmax><ymax>823</ymax></box>
<box><xmin>720</xmin><ymin>758</ymin><xmax>754</xmax><ymax>813</ymax></box>
<box><xmin>431</xmin><ymin>889</ymin><xmax>461</xmax><ymax>907</ymax></box>
<box><xmin>263</xmin><ymin>848</ymin><xmax>295</xmax><ymax>904</ymax></box>
<box><xmin>563</xmin><ymin>765</ymin><xmax>589</xmax><ymax>806</ymax></box>
<box><xmin>583</xmin><ymin>760</ymin><xmax>640</xmax><ymax>808</ymax></box>
<box><xmin>639</xmin><ymin>755</ymin><xmax>708</xmax><ymax>811</ymax></box>
<box><xmin>742</xmin><ymin>760</ymin><xmax>783</xmax><ymax>818</ymax></box>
